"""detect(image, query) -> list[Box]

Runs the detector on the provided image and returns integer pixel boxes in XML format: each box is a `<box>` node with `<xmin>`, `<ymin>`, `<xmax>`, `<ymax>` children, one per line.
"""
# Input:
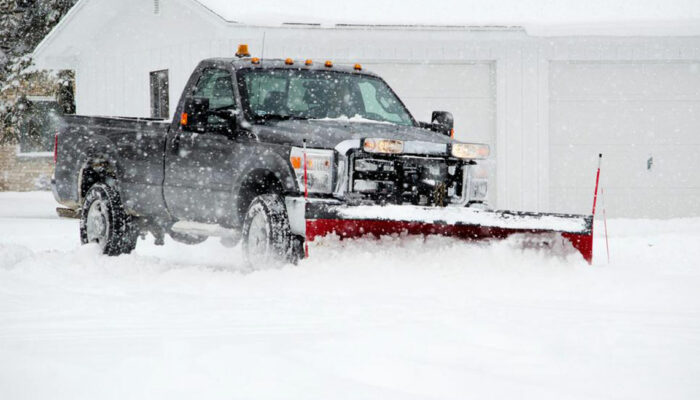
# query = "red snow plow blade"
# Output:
<box><xmin>305</xmin><ymin>203</ymin><xmax>594</xmax><ymax>263</ymax></box>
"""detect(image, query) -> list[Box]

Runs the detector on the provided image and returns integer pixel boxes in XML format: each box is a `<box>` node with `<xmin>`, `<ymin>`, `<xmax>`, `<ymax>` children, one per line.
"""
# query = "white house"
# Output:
<box><xmin>32</xmin><ymin>0</ymin><xmax>700</xmax><ymax>218</ymax></box>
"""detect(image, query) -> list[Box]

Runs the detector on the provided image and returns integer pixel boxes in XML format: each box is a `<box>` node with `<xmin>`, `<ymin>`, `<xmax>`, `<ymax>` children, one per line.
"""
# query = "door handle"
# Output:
<box><xmin>171</xmin><ymin>132</ymin><xmax>181</xmax><ymax>155</ymax></box>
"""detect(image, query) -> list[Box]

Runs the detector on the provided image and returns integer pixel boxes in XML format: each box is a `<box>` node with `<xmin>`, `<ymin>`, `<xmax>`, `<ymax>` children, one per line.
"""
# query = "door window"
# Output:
<box><xmin>192</xmin><ymin>69</ymin><xmax>235</xmax><ymax>127</ymax></box>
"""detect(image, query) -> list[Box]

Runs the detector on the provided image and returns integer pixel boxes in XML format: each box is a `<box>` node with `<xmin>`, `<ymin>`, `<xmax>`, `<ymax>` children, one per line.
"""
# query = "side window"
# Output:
<box><xmin>192</xmin><ymin>69</ymin><xmax>235</xmax><ymax>126</ymax></box>
<box><xmin>358</xmin><ymin>81</ymin><xmax>404</xmax><ymax>124</ymax></box>
<box><xmin>150</xmin><ymin>70</ymin><xmax>169</xmax><ymax>119</ymax></box>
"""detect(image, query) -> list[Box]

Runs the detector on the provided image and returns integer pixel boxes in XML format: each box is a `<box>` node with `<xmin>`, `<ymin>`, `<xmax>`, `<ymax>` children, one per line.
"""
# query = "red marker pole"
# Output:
<box><xmin>303</xmin><ymin>140</ymin><xmax>310</xmax><ymax>258</ymax></box>
<box><xmin>589</xmin><ymin>153</ymin><xmax>603</xmax><ymax>265</ymax></box>
<box><xmin>592</xmin><ymin>154</ymin><xmax>602</xmax><ymax>216</ymax></box>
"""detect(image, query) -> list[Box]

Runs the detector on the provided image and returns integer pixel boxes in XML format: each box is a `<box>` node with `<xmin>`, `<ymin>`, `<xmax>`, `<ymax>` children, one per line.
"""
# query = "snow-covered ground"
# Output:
<box><xmin>1</xmin><ymin>191</ymin><xmax>699</xmax><ymax>399</ymax></box>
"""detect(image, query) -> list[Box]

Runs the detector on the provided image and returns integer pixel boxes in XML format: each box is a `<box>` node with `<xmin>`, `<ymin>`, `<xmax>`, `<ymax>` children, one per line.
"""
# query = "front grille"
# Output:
<box><xmin>349</xmin><ymin>154</ymin><xmax>467</xmax><ymax>206</ymax></box>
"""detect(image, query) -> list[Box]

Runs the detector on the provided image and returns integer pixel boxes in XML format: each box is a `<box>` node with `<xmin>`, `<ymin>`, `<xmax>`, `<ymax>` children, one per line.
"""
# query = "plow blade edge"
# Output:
<box><xmin>305</xmin><ymin>203</ymin><xmax>594</xmax><ymax>263</ymax></box>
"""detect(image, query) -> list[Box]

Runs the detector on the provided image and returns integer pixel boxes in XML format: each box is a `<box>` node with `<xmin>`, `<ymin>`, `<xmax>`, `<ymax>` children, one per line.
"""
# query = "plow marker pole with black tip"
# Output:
<box><xmin>304</xmin><ymin>204</ymin><xmax>594</xmax><ymax>263</ymax></box>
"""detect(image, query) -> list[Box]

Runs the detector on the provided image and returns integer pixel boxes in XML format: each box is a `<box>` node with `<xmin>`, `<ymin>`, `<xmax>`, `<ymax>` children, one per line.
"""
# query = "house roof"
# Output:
<box><xmin>196</xmin><ymin>0</ymin><xmax>700</xmax><ymax>36</ymax></box>
<box><xmin>30</xmin><ymin>0</ymin><xmax>700</xmax><ymax>72</ymax></box>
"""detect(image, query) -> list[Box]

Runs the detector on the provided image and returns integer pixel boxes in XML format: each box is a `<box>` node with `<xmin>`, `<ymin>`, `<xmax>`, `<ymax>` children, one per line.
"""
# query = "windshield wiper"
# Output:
<box><xmin>258</xmin><ymin>114</ymin><xmax>309</xmax><ymax>123</ymax></box>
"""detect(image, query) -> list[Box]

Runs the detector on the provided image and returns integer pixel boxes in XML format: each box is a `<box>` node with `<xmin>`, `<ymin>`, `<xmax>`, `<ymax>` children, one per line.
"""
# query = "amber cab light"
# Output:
<box><xmin>354</xmin><ymin>63</ymin><xmax>362</xmax><ymax>71</ymax></box>
<box><xmin>324</xmin><ymin>60</ymin><xmax>333</xmax><ymax>68</ymax></box>
<box><xmin>305</xmin><ymin>59</ymin><xmax>313</xmax><ymax>66</ymax></box>
<box><xmin>251</xmin><ymin>57</ymin><xmax>260</xmax><ymax>64</ymax></box>
<box><xmin>236</xmin><ymin>44</ymin><xmax>250</xmax><ymax>57</ymax></box>
<box><xmin>285</xmin><ymin>58</ymin><xmax>294</xmax><ymax>65</ymax></box>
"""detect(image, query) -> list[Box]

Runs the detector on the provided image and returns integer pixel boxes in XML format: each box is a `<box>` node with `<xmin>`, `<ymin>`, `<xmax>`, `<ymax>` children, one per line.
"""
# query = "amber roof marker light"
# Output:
<box><xmin>236</xmin><ymin>44</ymin><xmax>250</xmax><ymax>58</ymax></box>
<box><xmin>324</xmin><ymin>60</ymin><xmax>333</xmax><ymax>68</ymax></box>
<box><xmin>251</xmin><ymin>57</ymin><xmax>260</xmax><ymax>65</ymax></box>
<box><xmin>354</xmin><ymin>63</ymin><xmax>362</xmax><ymax>71</ymax></box>
<box><xmin>285</xmin><ymin>58</ymin><xmax>294</xmax><ymax>65</ymax></box>
<box><xmin>305</xmin><ymin>59</ymin><xmax>313</xmax><ymax>66</ymax></box>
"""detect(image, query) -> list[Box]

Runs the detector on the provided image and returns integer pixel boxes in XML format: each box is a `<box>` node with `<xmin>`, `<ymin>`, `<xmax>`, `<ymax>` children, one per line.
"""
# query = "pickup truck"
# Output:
<box><xmin>52</xmin><ymin>53</ymin><xmax>491</xmax><ymax>265</ymax></box>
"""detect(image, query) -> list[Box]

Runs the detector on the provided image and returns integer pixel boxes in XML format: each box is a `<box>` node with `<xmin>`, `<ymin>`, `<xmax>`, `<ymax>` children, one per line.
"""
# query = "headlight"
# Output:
<box><xmin>363</xmin><ymin>138</ymin><xmax>404</xmax><ymax>154</ymax></box>
<box><xmin>451</xmin><ymin>143</ymin><xmax>490</xmax><ymax>159</ymax></box>
<box><xmin>290</xmin><ymin>147</ymin><xmax>334</xmax><ymax>193</ymax></box>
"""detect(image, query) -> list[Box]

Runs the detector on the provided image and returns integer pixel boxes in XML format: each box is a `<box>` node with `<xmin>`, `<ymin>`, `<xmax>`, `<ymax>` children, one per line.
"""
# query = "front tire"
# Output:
<box><xmin>80</xmin><ymin>183</ymin><xmax>138</xmax><ymax>256</ymax></box>
<box><xmin>242</xmin><ymin>194</ymin><xmax>295</xmax><ymax>267</ymax></box>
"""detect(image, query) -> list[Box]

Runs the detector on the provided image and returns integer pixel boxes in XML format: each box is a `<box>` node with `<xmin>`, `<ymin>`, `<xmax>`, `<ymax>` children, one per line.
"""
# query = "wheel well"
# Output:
<box><xmin>237</xmin><ymin>169</ymin><xmax>284</xmax><ymax>224</ymax></box>
<box><xmin>79</xmin><ymin>160</ymin><xmax>118</xmax><ymax>202</ymax></box>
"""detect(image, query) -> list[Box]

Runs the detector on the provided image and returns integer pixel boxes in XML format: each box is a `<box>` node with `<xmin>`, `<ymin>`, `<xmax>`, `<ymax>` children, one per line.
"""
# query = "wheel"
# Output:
<box><xmin>80</xmin><ymin>183</ymin><xmax>138</xmax><ymax>255</ymax></box>
<box><xmin>169</xmin><ymin>231</ymin><xmax>208</xmax><ymax>245</ymax></box>
<box><xmin>242</xmin><ymin>194</ymin><xmax>295</xmax><ymax>267</ymax></box>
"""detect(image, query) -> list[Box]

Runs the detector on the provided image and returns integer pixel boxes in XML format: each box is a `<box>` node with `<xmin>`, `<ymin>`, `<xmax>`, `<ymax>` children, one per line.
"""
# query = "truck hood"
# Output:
<box><xmin>250</xmin><ymin>119</ymin><xmax>461</xmax><ymax>150</ymax></box>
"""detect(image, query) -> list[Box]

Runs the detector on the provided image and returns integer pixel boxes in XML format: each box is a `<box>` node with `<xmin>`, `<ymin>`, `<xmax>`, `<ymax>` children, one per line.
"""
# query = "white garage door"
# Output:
<box><xmin>549</xmin><ymin>61</ymin><xmax>700</xmax><ymax>218</ymax></box>
<box><xmin>364</xmin><ymin>62</ymin><xmax>497</xmax><ymax>204</ymax></box>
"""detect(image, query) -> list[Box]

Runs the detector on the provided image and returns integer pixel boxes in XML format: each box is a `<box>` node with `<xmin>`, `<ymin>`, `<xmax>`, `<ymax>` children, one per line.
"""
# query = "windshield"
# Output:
<box><xmin>237</xmin><ymin>68</ymin><xmax>415</xmax><ymax>126</ymax></box>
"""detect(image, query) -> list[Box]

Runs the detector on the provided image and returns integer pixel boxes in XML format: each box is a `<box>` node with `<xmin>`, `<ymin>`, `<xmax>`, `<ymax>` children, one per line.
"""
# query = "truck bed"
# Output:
<box><xmin>54</xmin><ymin>114</ymin><xmax>171</xmax><ymax>218</ymax></box>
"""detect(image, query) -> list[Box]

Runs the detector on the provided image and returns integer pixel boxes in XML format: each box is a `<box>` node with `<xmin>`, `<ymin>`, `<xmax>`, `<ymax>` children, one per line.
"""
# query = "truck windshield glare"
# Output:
<box><xmin>238</xmin><ymin>69</ymin><xmax>414</xmax><ymax>126</ymax></box>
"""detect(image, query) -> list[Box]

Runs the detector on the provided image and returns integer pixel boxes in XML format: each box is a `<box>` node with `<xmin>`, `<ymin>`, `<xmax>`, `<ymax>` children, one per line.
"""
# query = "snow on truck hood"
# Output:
<box><xmin>252</xmin><ymin>119</ymin><xmax>461</xmax><ymax>150</ymax></box>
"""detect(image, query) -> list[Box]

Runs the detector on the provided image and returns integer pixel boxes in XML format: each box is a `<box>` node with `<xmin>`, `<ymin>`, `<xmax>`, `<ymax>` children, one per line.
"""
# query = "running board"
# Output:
<box><xmin>170</xmin><ymin>221</ymin><xmax>238</xmax><ymax>238</ymax></box>
<box><xmin>56</xmin><ymin>207</ymin><xmax>79</xmax><ymax>219</ymax></box>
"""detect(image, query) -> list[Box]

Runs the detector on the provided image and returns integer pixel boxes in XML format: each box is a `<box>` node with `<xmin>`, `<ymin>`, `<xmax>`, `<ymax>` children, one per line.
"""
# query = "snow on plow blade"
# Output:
<box><xmin>305</xmin><ymin>203</ymin><xmax>594</xmax><ymax>263</ymax></box>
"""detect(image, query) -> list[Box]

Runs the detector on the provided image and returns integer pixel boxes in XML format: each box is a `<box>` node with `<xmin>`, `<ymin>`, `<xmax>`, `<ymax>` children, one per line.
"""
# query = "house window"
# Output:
<box><xmin>150</xmin><ymin>70</ymin><xmax>169</xmax><ymax>119</ymax></box>
<box><xmin>17</xmin><ymin>97</ymin><xmax>62</xmax><ymax>155</ymax></box>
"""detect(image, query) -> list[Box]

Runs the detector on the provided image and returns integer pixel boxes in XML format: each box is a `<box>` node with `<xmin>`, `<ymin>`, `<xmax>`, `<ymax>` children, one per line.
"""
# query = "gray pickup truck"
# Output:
<box><xmin>53</xmin><ymin>55</ymin><xmax>490</xmax><ymax>264</ymax></box>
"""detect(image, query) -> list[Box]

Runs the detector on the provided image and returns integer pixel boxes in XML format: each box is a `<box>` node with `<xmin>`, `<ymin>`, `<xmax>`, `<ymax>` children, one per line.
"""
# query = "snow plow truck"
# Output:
<box><xmin>52</xmin><ymin>45</ymin><xmax>595</xmax><ymax>265</ymax></box>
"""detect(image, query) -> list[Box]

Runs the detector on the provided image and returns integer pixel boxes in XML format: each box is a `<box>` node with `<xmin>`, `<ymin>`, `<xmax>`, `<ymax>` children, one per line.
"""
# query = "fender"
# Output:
<box><xmin>75</xmin><ymin>135</ymin><xmax>123</xmax><ymax>203</ymax></box>
<box><xmin>232</xmin><ymin>143</ymin><xmax>298</xmax><ymax>195</ymax></box>
<box><xmin>229</xmin><ymin>143</ymin><xmax>298</xmax><ymax>226</ymax></box>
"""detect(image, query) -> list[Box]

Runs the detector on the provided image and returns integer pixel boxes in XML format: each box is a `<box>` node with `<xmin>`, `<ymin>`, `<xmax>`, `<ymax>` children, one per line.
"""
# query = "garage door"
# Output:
<box><xmin>364</xmin><ymin>62</ymin><xmax>497</xmax><ymax>204</ymax></box>
<box><xmin>549</xmin><ymin>61</ymin><xmax>700</xmax><ymax>218</ymax></box>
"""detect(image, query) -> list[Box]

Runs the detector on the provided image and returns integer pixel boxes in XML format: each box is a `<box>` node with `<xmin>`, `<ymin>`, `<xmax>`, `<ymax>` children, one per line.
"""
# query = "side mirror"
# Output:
<box><xmin>431</xmin><ymin>111</ymin><xmax>454</xmax><ymax>137</ymax></box>
<box><xmin>181</xmin><ymin>97</ymin><xmax>209</xmax><ymax>131</ymax></box>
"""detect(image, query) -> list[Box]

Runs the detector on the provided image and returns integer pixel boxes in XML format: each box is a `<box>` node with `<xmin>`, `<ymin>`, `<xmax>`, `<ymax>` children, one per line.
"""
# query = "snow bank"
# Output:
<box><xmin>1</xmin><ymin>192</ymin><xmax>699</xmax><ymax>399</ymax></box>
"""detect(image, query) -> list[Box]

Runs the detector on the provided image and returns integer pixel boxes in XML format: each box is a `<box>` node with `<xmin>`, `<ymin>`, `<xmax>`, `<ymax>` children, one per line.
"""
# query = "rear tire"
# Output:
<box><xmin>242</xmin><ymin>194</ymin><xmax>295</xmax><ymax>267</ymax></box>
<box><xmin>80</xmin><ymin>183</ymin><xmax>138</xmax><ymax>256</ymax></box>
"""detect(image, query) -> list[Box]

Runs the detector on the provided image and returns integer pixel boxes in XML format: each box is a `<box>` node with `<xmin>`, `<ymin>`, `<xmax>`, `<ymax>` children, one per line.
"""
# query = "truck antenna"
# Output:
<box><xmin>260</xmin><ymin>31</ymin><xmax>266</xmax><ymax>65</ymax></box>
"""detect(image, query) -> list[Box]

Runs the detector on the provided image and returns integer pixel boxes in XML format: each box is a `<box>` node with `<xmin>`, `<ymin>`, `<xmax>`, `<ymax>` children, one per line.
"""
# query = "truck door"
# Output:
<box><xmin>163</xmin><ymin>68</ymin><xmax>239</xmax><ymax>225</ymax></box>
